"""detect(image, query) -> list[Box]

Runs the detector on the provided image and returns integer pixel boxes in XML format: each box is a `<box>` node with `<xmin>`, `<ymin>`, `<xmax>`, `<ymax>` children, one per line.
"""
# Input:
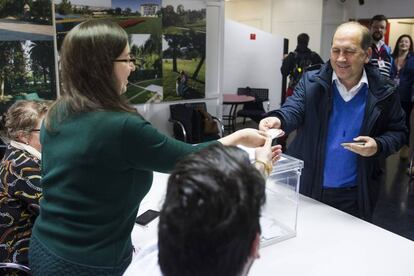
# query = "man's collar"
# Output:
<box><xmin>332</xmin><ymin>69</ymin><xmax>369</xmax><ymax>90</ymax></box>
<box><xmin>374</xmin><ymin>39</ymin><xmax>385</xmax><ymax>50</ymax></box>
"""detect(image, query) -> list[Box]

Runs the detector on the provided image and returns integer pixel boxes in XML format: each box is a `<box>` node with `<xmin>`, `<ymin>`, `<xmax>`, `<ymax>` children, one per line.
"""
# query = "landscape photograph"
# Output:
<box><xmin>161</xmin><ymin>0</ymin><xmax>206</xmax><ymax>101</ymax></box>
<box><xmin>0</xmin><ymin>0</ymin><xmax>54</xmax><ymax>40</ymax></box>
<box><xmin>124</xmin><ymin>33</ymin><xmax>163</xmax><ymax>104</ymax></box>
<box><xmin>0</xmin><ymin>40</ymin><xmax>57</xmax><ymax>114</ymax></box>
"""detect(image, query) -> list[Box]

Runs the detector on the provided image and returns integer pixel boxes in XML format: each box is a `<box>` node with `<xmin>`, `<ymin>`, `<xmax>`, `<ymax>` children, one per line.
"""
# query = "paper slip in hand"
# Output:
<box><xmin>267</xmin><ymin>129</ymin><xmax>283</xmax><ymax>140</ymax></box>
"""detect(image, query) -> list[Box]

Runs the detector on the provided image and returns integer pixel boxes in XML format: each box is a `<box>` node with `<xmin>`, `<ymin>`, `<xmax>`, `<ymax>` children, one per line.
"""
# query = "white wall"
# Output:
<box><xmin>351</xmin><ymin>0</ymin><xmax>414</xmax><ymax>19</ymax></box>
<box><xmin>225</xmin><ymin>0</ymin><xmax>272</xmax><ymax>32</ymax></box>
<box><xmin>225</xmin><ymin>0</ymin><xmax>414</xmax><ymax>60</ymax></box>
<box><xmin>222</xmin><ymin>20</ymin><xmax>284</xmax><ymax>111</ymax></box>
<box><xmin>270</xmin><ymin>0</ymin><xmax>324</xmax><ymax>54</ymax></box>
<box><xmin>225</xmin><ymin>0</ymin><xmax>324</xmax><ymax>55</ymax></box>
<box><xmin>224</xmin><ymin>0</ymin><xmax>324</xmax><ymax>115</ymax></box>
<box><xmin>135</xmin><ymin>0</ymin><xmax>224</xmax><ymax>135</ymax></box>
<box><xmin>320</xmin><ymin>0</ymin><xmax>350</xmax><ymax>61</ymax></box>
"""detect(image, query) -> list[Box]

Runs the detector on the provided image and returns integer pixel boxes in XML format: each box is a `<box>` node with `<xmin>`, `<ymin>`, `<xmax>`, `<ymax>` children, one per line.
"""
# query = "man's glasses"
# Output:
<box><xmin>30</xmin><ymin>129</ymin><xmax>41</xmax><ymax>132</ymax></box>
<box><xmin>113</xmin><ymin>58</ymin><xmax>137</xmax><ymax>65</ymax></box>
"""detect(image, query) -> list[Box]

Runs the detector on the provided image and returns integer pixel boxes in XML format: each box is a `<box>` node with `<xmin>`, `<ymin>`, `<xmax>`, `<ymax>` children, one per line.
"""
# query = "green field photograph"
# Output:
<box><xmin>55</xmin><ymin>0</ymin><xmax>162</xmax><ymax>49</ymax></box>
<box><xmin>162</xmin><ymin>58</ymin><xmax>205</xmax><ymax>101</ymax></box>
<box><xmin>161</xmin><ymin>0</ymin><xmax>206</xmax><ymax>101</ymax></box>
<box><xmin>0</xmin><ymin>0</ymin><xmax>54</xmax><ymax>41</ymax></box>
<box><xmin>112</xmin><ymin>0</ymin><xmax>162</xmax><ymax>35</ymax></box>
<box><xmin>125</xmin><ymin>34</ymin><xmax>163</xmax><ymax>104</ymax></box>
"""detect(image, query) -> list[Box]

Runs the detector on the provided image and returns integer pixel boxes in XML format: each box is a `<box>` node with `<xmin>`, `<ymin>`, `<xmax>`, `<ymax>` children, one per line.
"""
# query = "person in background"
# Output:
<box><xmin>281</xmin><ymin>33</ymin><xmax>324</xmax><ymax>99</ymax></box>
<box><xmin>29</xmin><ymin>19</ymin><xmax>281</xmax><ymax>276</ymax></box>
<box><xmin>175</xmin><ymin>76</ymin><xmax>183</xmax><ymax>97</ymax></box>
<box><xmin>259</xmin><ymin>22</ymin><xmax>406</xmax><ymax>221</ymax></box>
<box><xmin>369</xmin><ymin>14</ymin><xmax>393</xmax><ymax>78</ymax></box>
<box><xmin>123</xmin><ymin>142</ymin><xmax>273</xmax><ymax>276</ymax></box>
<box><xmin>279</xmin><ymin>33</ymin><xmax>324</xmax><ymax>149</ymax></box>
<box><xmin>391</xmin><ymin>34</ymin><xmax>414</xmax><ymax>159</ymax></box>
<box><xmin>0</xmin><ymin>100</ymin><xmax>48</xmax><ymax>266</ymax></box>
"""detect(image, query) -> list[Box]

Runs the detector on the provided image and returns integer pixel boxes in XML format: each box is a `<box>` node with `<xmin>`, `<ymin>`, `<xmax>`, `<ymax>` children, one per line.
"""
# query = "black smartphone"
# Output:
<box><xmin>135</xmin><ymin>209</ymin><xmax>160</xmax><ymax>226</ymax></box>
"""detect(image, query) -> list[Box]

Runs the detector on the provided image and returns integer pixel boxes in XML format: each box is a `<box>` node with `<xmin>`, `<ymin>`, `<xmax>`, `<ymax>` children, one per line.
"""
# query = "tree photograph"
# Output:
<box><xmin>0</xmin><ymin>40</ymin><xmax>57</xmax><ymax>114</ymax></box>
<box><xmin>161</xmin><ymin>0</ymin><xmax>206</xmax><ymax>101</ymax></box>
<box><xmin>124</xmin><ymin>33</ymin><xmax>163</xmax><ymax>104</ymax></box>
<box><xmin>55</xmin><ymin>0</ymin><xmax>162</xmax><ymax>50</ymax></box>
<box><xmin>0</xmin><ymin>0</ymin><xmax>54</xmax><ymax>40</ymax></box>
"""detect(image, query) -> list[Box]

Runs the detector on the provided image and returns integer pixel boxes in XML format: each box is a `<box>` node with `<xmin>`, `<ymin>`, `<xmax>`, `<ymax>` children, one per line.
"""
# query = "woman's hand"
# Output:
<box><xmin>255</xmin><ymin>136</ymin><xmax>272</xmax><ymax>166</ymax></box>
<box><xmin>271</xmin><ymin>144</ymin><xmax>283</xmax><ymax>163</ymax></box>
<box><xmin>218</xmin><ymin>128</ymin><xmax>268</xmax><ymax>147</ymax></box>
<box><xmin>255</xmin><ymin>140</ymin><xmax>283</xmax><ymax>166</ymax></box>
<box><xmin>253</xmin><ymin>138</ymin><xmax>283</xmax><ymax>177</ymax></box>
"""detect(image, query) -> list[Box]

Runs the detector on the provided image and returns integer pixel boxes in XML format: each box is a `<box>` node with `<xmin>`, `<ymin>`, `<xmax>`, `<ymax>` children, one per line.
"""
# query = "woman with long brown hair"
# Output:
<box><xmin>29</xmin><ymin>20</ymin><xmax>279</xmax><ymax>275</ymax></box>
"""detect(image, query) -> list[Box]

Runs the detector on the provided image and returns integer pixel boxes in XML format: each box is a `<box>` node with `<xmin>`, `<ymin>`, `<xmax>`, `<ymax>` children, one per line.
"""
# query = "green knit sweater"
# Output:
<box><xmin>32</xmin><ymin>111</ymin><xmax>215</xmax><ymax>267</ymax></box>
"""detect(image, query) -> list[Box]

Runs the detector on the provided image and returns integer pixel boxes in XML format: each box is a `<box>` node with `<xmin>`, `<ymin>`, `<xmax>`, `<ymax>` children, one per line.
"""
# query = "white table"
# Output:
<box><xmin>128</xmin><ymin>172</ymin><xmax>414</xmax><ymax>276</ymax></box>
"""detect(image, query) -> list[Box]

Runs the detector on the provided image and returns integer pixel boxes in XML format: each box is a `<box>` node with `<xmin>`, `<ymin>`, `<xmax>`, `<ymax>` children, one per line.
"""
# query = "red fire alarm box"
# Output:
<box><xmin>250</xmin><ymin>33</ymin><xmax>256</xmax><ymax>40</ymax></box>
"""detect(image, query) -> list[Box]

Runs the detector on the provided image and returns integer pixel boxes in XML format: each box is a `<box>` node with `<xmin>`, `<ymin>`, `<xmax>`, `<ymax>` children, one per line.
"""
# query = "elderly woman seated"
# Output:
<box><xmin>0</xmin><ymin>100</ymin><xmax>48</xmax><ymax>265</ymax></box>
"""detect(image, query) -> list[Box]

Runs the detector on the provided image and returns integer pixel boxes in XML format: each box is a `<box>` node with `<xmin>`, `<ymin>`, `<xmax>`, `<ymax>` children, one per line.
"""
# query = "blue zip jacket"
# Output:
<box><xmin>269</xmin><ymin>62</ymin><xmax>407</xmax><ymax>220</ymax></box>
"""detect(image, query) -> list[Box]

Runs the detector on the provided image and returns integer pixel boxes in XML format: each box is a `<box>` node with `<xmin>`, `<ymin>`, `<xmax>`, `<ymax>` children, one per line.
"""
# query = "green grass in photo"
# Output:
<box><xmin>163</xmin><ymin>19</ymin><xmax>206</xmax><ymax>34</ymax></box>
<box><xmin>113</xmin><ymin>17</ymin><xmax>162</xmax><ymax>35</ymax></box>
<box><xmin>162</xmin><ymin>58</ymin><xmax>205</xmax><ymax>101</ymax></box>
<box><xmin>125</xmin><ymin>78</ymin><xmax>162</xmax><ymax>104</ymax></box>
<box><xmin>57</xmin><ymin>16</ymin><xmax>162</xmax><ymax>36</ymax></box>
<box><xmin>183</xmin><ymin>19</ymin><xmax>206</xmax><ymax>32</ymax></box>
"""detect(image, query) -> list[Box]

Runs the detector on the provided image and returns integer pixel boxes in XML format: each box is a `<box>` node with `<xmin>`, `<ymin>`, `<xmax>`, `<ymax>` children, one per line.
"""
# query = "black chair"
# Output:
<box><xmin>0</xmin><ymin>262</ymin><xmax>31</xmax><ymax>275</ymax></box>
<box><xmin>169</xmin><ymin>102</ymin><xmax>224</xmax><ymax>144</ymax></box>
<box><xmin>236</xmin><ymin>87</ymin><xmax>270</xmax><ymax>124</ymax></box>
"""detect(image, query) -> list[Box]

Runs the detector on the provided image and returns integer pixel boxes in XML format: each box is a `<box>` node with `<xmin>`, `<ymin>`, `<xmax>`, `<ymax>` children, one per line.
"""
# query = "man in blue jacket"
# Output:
<box><xmin>260</xmin><ymin>22</ymin><xmax>407</xmax><ymax>220</ymax></box>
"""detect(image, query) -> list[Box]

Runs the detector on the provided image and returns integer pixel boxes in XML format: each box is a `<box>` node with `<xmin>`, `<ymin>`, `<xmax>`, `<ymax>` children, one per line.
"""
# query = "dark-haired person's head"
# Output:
<box><xmin>392</xmin><ymin>34</ymin><xmax>413</xmax><ymax>58</ymax></box>
<box><xmin>370</xmin><ymin>14</ymin><xmax>388</xmax><ymax>42</ymax></box>
<box><xmin>46</xmin><ymin>19</ymin><xmax>136</xmax><ymax>129</ymax></box>
<box><xmin>158</xmin><ymin>144</ymin><xmax>266</xmax><ymax>276</ymax></box>
<box><xmin>297</xmin><ymin>33</ymin><xmax>310</xmax><ymax>46</ymax></box>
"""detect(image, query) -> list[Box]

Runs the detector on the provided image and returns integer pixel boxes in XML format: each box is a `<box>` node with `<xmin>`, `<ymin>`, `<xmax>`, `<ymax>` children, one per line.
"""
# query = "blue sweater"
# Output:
<box><xmin>323</xmin><ymin>83</ymin><xmax>367</xmax><ymax>188</ymax></box>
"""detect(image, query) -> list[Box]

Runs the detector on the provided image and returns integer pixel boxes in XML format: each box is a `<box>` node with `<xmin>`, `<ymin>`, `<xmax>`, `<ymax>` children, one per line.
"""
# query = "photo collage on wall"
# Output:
<box><xmin>0</xmin><ymin>0</ymin><xmax>57</xmax><ymax>115</ymax></box>
<box><xmin>55</xmin><ymin>0</ymin><xmax>207</xmax><ymax>104</ymax></box>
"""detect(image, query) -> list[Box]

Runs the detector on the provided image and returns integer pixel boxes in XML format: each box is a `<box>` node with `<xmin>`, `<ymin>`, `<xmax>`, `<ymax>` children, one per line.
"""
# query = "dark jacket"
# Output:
<box><xmin>269</xmin><ymin>62</ymin><xmax>407</xmax><ymax>220</ymax></box>
<box><xmin>280</xmin><ymin>46</ymin><xmax>324</xmax><ymax>78</ymax></box>
<box><xmin>391</xmin><ymin>52</ymin><xmax>414</xmax><ymax>102</ymax></box>
<box><xmin>0</xmin><ymin>144</ymin><xmax>41</xmax><ymax>265</ymax></box>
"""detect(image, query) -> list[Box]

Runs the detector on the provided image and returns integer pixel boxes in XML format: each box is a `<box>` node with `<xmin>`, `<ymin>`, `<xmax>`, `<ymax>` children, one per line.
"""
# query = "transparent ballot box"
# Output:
<box><xmin>260</xmin><ymin>154</ymin><xmax>303</xmax><ymax>247</ymax></box>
